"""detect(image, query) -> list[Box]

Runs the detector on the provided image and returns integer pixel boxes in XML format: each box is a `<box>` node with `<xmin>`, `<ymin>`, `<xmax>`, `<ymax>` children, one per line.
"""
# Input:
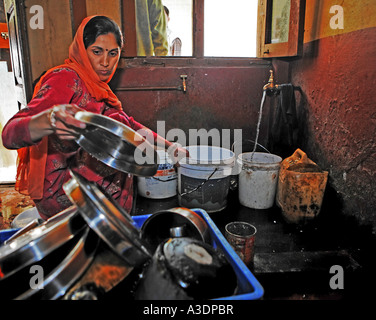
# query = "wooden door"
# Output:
<box><xmin>4</xmin><ymin>0</ymin><xmax>33</xmax><ymax>109</ymax></box>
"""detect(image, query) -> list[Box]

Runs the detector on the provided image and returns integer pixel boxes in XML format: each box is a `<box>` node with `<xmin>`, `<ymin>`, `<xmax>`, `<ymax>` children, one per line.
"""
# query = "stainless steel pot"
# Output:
<box><xmin>134</xmin><ymin>237</ymin><xmax>237</xmax><ymax>300</ymax></box>
<box><xmin>140</xmin><ymin>207</ymin><xmax>211</xmax><ymax>253</ymax></box>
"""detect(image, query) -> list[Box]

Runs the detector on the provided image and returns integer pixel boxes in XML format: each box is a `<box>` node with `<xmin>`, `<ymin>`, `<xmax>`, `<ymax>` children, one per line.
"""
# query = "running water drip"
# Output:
<box><xmin>251</xmin><ymin>90</ymin><xmax>267</xmax><ymax>161</ymax></box>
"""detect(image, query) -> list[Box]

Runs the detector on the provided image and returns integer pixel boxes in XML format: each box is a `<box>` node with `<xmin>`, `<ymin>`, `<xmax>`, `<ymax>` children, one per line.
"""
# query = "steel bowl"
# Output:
<box><xmin>140</xmin><ymin>207</ymin><xmax>211</xmax><ymax>253</ymax></box>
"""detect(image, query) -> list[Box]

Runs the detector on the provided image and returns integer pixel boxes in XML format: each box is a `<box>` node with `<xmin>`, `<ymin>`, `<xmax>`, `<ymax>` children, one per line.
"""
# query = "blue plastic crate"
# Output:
<box><xmin>132</xmin><ymin>208</ymin><xmax>264</xmax><ymax>300</ymax></box>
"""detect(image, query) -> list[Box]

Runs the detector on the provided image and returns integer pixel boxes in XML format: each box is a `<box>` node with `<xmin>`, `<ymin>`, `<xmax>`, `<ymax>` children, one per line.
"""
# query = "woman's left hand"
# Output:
<box><xmin>28</xmin><ymin>104</ymin><xmax>86</xmax><ymax>142</ymax></box>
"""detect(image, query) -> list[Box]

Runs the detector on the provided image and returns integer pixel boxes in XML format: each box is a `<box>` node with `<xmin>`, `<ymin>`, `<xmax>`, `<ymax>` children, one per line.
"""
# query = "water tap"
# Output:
<box><xmin>263</xmin><ymin>70</ymin><xmax>279</xmax><ymax>95</ymax></box>
<box><xmin>180</xmin><ymin>75</ymin><xmax>187</xmax><ymax>93</ymax></box>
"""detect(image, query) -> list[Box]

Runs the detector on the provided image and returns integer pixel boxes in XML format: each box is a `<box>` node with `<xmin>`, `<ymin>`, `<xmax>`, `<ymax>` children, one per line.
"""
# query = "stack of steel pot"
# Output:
<box><xmin>0</xmin><ymin>171</ymin><xmax>152</xmax><ymax>300</ymax></box>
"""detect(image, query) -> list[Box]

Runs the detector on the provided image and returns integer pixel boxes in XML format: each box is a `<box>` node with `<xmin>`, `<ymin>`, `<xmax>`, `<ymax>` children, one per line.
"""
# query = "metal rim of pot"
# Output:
<box><xmin>15</xmin><ymin>227</ymin><xmax>98</xmax><ymax>300</ymax></box>
<box><xmin>63</xmin><ymin>171</ymin><xmax>152</xmax><ymax>267</ymax></box>
<box><xmin>140</xmin><ymin>207</ymin><xmax>211</xmax><ymax>253</ymax></box>
<box><xmin>0</xmin><ymin>206</ymin><xmax>85</xmax><ymax>280</ymax></box>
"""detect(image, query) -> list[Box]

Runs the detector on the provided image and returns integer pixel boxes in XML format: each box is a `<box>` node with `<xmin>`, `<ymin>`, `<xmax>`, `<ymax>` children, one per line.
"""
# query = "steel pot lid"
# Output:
<box><xmin>15</xmin><ymin>227</ymin><xmax>98</xmax><ymax>300</ymax></box>
<box><xmin>63</xmin><ymin>171</ymin><xmax>152</xmax><ymax>267</ymax></box>
<box><xmin>0</xmin><ymin>206</ymin><xmax>85</xmax><ymax>280</ymax></box>
<box><xmin>74</xmin><ymin>111</ymin><xmax>158</xmax><ymax>177</ymax></box>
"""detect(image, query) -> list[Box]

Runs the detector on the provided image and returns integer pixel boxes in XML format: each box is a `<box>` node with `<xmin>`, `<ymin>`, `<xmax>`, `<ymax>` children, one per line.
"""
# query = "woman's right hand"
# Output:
<box><xmin>29</xmin><ymin>104</ymin><xmax>87</xmax><ymax>142</ymax></box>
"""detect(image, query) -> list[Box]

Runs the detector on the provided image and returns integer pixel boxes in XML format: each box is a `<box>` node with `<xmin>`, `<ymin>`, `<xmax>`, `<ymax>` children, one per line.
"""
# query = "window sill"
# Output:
<box><xmin>119</xmin><ymin>56</ymin><xmax>272</xmax><ymax>68</ymax></box>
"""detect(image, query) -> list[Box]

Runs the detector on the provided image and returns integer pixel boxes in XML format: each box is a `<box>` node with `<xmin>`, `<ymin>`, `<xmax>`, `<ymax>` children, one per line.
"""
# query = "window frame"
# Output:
<box><xmin>256</xmin><ymin>0</ymin><xmax>306</xmax><ymax>58</ymax></box>
<box><xmin>119</xmin><ymin>0</ymin><xmax>269</xmax><ymax>67</ymax></box>
<box><xmin>122</xmin><ymin>0</ymin><xmax>305</xmax><ymax>61</ymax></box>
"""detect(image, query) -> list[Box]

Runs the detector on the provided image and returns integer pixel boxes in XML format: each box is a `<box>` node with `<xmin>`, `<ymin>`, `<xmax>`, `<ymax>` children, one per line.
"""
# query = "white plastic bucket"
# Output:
<box><xmin>178</xmin><ymin>146</ymin><xmax>235</xmax><ymax>212</ymax></box>
<box><xmin>137</xmin><ymin>150</ymin><xmax>177</xmax><ymax>199</ymax></box>
<box><xmin>11</xmin><ymin>207</ymin><xmax>44</xmax><ymax>229</ymax></box>
<box><xmin>237</xmin><ymin>152</ymin><xmax>282</xmax><ymax>209</ymax></box>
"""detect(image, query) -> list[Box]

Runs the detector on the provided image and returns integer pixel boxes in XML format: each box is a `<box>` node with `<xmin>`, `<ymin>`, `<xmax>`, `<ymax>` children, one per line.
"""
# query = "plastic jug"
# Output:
<box><xmin>276</xmin><ymin>149</ymin><xmax>328</xmax><ymax>224</ymax></box>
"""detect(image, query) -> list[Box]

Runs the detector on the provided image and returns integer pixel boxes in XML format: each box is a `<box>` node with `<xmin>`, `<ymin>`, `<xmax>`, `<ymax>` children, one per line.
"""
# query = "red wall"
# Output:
<box><xmin>289</xmin><ymin>27</ymin><xmax>376</xmax><ymax>230</ymax></box>
<box><xmin>112</xmin><ymin>61</ymin><xmax>272</xmax><ymax>149</ymax></box>
<box><xmin>112</xmin><ymin>27</ymin><xmax>376</xmax><ymax>232</ymax></box>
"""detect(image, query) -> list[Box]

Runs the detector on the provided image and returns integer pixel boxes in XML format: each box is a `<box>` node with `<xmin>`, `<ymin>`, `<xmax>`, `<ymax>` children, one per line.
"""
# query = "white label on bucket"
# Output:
<box><xmin>184</xmin><ymin>244</ymin><xmax>213</xmax><ymax>265</ymax></box>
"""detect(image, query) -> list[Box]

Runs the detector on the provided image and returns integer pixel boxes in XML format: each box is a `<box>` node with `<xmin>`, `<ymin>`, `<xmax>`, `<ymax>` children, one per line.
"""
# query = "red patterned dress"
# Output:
<box><xmin>2</xmin><ymin>68</ymin><xmax>154</xmax><ymax>220</ymax></box>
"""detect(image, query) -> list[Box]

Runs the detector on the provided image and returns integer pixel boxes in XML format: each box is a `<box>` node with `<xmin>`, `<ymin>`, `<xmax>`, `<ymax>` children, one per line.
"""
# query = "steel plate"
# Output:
<box><xmin>75</xmin><ymin>111</ymin><xmax>158</xmax><ymax>177</ymax></box>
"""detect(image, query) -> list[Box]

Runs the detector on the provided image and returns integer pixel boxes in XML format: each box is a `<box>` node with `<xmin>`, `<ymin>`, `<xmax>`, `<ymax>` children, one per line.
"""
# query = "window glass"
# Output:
<box><xmin>257</xmin><ymin>0</ymin><xmax>305</xmax><ymax>58</ymax></box>
<box><xmin>271</xmin><ymin>0</ymin><xmax>291</xmax><ymax>43</ymax></box>
<box><xmin>204</xmin><ymin>0</ymin><xmax>258</xmax><ymax>57</ymax></box>
<box><xmin>163</xmin><ymin>0</ymin><xmax>193</xmax><ymax>56</ymax></box>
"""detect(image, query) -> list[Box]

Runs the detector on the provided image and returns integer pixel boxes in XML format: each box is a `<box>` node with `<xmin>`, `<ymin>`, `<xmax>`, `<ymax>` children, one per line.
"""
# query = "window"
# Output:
<box><xmin>132</xmin><ymin>0</ymin><xmax>259</xmax><ymax>58</ymax></box>
<box><xmin>257</xmin><ymin>0</ymin><xmax>306</xmax><ymax>58</ymax></box>
<box><xmin>151</xmin><ymin>0</ymin><xmax>304</xmax><ymax>59</ymax></box>
<box><xmin>163</xmin><ymin>0</ymin><xmax>193</xmax><ymax>56</ymax></box>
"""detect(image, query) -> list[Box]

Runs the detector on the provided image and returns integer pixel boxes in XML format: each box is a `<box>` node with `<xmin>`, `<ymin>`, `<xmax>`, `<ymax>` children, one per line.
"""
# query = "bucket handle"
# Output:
<box><xmin>231</xmin><ymin>139</ymin><xmax>270</xmax><ymax>154</ymax></box>
<box><xmin>178</xmin><ymin>167</ymin><xmax>218</xmax><ymax>197</ymax></box>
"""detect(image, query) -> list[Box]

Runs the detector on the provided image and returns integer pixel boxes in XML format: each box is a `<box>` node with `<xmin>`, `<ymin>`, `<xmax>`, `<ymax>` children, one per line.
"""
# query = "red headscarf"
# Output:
<box><xmin>16</xmin><ymin>16</ymin><xmax>122</xmax><ymax>199</ymax></box>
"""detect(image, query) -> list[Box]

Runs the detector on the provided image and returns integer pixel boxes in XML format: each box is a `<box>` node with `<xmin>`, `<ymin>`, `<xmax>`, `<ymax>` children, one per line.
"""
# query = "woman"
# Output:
<box><xmin>2</xmin><ymin>16</ymin><xmax>186</xmax><ymax>220</ymax></box>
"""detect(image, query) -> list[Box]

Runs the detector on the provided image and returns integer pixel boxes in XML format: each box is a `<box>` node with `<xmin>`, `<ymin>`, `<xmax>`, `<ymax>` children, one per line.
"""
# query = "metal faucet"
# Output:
<box><xmin>263</xmin><ymin>70</ymin><xmax>279</xmax><ymax>93</ymax></box>
<box><xmin>180</xmin><ymin>75</ymin><xmax>187</xmax><ymax>93</ymax></box>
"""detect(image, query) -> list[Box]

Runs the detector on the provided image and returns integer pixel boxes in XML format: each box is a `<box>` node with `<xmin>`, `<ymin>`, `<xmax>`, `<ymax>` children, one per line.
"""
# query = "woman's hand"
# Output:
<box><xmin>48</xmin><ymin>104</ymin><xmax>87</xmax><ymax>140</ymax></box>
<box><xmin>137</xmin><ymin>125</ymin><xmax>190</xmax><ymax>165</ymax></box>
<box><xmin>167</xmin><ymin>142</ymin><xmax>189</xmax><ymax>165</ymax></box>
<box><xmin>29</xmin><ymin>104</ymin><xmax>87</xmax><ymax>142</ymax></box>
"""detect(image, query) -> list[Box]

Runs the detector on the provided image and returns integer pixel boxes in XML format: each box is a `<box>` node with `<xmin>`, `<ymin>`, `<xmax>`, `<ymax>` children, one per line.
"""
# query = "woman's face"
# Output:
<box><xmin>86</xmin><ymin>32</ymin><xmax>120</xmax><ymax>81</ymax></box>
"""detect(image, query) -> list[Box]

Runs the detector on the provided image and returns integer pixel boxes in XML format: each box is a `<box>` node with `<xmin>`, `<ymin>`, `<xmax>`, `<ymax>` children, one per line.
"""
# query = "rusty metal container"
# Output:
<box><xmin>276</xmin><ymin>149</ymin><xmax>328</xmax><ymax>224</ymax></box>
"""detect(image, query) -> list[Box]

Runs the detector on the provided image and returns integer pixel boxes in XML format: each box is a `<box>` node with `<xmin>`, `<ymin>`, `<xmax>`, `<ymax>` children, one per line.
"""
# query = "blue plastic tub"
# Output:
<box><xmin>0</xmin><ymin>208</ymin><xmax>264</xmax><ymax>300</ymax></box>
<box><xmin>132</xmin><ymin>208</ymin><xmax>264</xmax><ymax>300</ymax></box>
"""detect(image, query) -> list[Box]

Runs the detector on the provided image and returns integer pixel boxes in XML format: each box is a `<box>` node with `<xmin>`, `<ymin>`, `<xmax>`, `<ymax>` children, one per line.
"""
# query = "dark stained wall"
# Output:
<box><xmin>288</xmin><ymin>4</ymin><xmax>376</xmax><ymax>232</ymax></box>
<box><xmin>112</xmin><ymin>60</ymin><xmax>273</xmax><ymax>149</ymax></box>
